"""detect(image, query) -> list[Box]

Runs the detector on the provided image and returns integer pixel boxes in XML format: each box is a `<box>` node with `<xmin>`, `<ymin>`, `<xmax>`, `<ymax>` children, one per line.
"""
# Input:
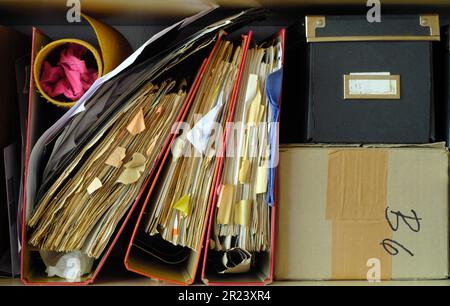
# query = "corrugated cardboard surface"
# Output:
<box><xmin>327</xmin><ymin>150</ymin><xmax>389</xmax><ymax>221</ymax></box>
<box><xmin>327</xmin><ymin>150</ymin><xmax>392</xmax><ymax>279</ymax></box>
<box><xmin>275</xmin><ymin>145</ymin><xmax>449</xmax><ymax>281</ymax></box>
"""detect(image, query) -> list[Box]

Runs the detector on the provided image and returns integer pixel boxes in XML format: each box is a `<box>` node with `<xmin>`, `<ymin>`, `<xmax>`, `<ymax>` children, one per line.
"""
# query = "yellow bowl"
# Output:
<box><xmin>34</xmin><ymin>38</ymin><xmax>103</xmax><ymax>108</ymax></box>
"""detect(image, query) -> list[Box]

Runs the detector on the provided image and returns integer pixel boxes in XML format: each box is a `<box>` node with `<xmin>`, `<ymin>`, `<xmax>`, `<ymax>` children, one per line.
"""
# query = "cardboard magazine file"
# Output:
<box><xmin>21</xmin><ymin>28</ymin><xmax>65</xmax><ymax>285</ymax></box>
<box><xmin>275</xmin><ymin>143</ymin><xmax>449</xmax><ymax>281</ymax></box>
<box><xmin>20</xmin><ymin>38</ymin><xmax>212</xmax><ymax>285</ymax></box>
<box><xmin>124</xmin><ymin>32</ymin><xmax>253</xmax><ymax>286</ymax></box>
<box><xmin>201</xmin><ymin>29</ymin><xmax>285</xmax><ymax>286</ymax></box>
<box><xmin>22</xmin><ymin>16</ymin><xmax>133</xmax><ymax>281</ymax></box>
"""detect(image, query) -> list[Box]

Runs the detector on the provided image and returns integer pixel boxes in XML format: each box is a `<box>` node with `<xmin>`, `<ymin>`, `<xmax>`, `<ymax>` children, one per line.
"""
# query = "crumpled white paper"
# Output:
<box><xmin>41</xmin><ymin>251</ymin><xmax>94</xmax><ymax>282</ymax></box>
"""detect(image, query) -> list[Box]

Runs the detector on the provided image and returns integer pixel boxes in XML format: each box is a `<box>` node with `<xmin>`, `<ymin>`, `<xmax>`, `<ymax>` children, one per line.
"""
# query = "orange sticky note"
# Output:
<box><xmin>105</xmin><ymin>147</ymin><xmax>127</xmax><ymax>168</ymax></box>
<box><xmin>127</xmin><ymin>109</ymin><xmax>146</xmax><ymax>136</ymax></box>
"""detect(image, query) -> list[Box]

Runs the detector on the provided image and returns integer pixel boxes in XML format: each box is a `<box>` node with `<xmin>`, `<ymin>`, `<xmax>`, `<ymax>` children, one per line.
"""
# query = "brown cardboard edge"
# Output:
<box><xmin>281</xmin><ymin>142</ymin><xmax>447</xmax><ymax>150</ymax></box>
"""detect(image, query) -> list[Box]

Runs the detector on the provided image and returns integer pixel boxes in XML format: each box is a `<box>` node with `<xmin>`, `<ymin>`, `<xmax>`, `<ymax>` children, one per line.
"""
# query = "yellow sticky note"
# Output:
<box><xmin>258</xmin><ymin>105</ymin><xmax>266</xmax><ymax>123</ymax></box>
<box><xmin>234</xmin><ymin>200</ymin><xmax>252</xmax><ymax>227</ymax></box>
<box><xmin>264</xmin><ymin>146</ymin><xmax>270</xmax><ymax>159</ymax></box>
<box><xmin>146</xmin><ymin>134</ymin><xmax>160</xmax><ymax>157</ymax></box>
<box><xmin>173</xmin><ymin>194</ymin><xmax>190</xmax><ymax>217</ymax></box>
<box><xmin>127</xmin><ymin>108</ymin><xmax>146</xmax><ymax>136</ymax></box>
<box><xmin>105</xmin><ymin>147</ymin><xmax>126</xmax><ymax>168</ymax></box>
<box><xmin>117</xmin><ymin>153</ymin><xmax>146</xmax><ymax>185</ymax></box>
<box><xmin>247</xmin><ymin>90</ymin><xmax>261</xmax><ymax>124</ymax></box>
<box><xmin>255</xmin><ymin>166</ymin><xmax>269</xmax><ymax>194</ymax></box>
<box><xmin>239</xmin><ymin>159</ymin><xmax>251</xmax><ymax>184</ymax></box>
<box><xmin>171</xmin><ymin>137</ymin><xmax>186</xmax><ymax>162</ymax></box>
<box><xmin>87</xmin><ymin>177</ymin><xmax>102</xmax><ymax>195</ymax></box>
<box><xmin>217</xmin><ymin>184</ymin><xmax>235</xmax><ymax>225</ymax></box>
<box><xmin>124</xmin><ymin>152</ymin><xmax>146</xmax><ymax>168</ymax></box>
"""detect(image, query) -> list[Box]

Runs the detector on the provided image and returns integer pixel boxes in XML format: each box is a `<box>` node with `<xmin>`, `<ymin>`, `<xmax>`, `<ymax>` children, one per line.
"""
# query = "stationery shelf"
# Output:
<box><xmin>0</xmin><ymin>0</ymin><xmax>449</xmax><ymax>287</ymax></box>
<box><xmin>1</xmin><ymin>278</ymin><xmax>450</xmax><ymax>286</ymax></box>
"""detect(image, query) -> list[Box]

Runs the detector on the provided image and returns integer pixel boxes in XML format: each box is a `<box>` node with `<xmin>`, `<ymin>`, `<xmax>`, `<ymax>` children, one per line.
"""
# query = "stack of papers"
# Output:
<box><xmin>210</xmin><ymin>36</ymin><xmax>283</xmax><ymax>273</ymax></box>
<box><xmin>28</xmin><ymin>80</ymin><xmax>186</xmax><ymax>258</ymax></box>
<box><xmin>145</xmin><ymin>37</ymin><xmax>249</xmax><ymax>251</ymax></box>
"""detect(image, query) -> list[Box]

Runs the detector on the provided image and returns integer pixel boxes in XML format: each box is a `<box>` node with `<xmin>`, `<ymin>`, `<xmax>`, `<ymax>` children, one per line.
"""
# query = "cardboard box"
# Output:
<box><xmin>305</xmin><ymin>15</ymin><xmax>439</xmax><ymax>144</ymax></box>
<box><xmin>276</xmin><ymin>144</ymin><xmax>449</xmax><ymax>281</ymax></box>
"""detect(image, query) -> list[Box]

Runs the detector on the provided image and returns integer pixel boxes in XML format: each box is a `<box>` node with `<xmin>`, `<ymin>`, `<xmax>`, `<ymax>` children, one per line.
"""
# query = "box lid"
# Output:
<box><xmin>306</xmin><ymin>15</ymin><xmax>440</xmax><ymax>42</ymax></box>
